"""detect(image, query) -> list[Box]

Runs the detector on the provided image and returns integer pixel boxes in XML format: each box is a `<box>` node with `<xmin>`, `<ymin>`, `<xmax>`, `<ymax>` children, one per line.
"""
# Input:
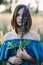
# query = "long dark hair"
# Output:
<box><xmin>11</xmin><ymin>4</ymin><xmax>32</xmax><ymax>34</ymax></box>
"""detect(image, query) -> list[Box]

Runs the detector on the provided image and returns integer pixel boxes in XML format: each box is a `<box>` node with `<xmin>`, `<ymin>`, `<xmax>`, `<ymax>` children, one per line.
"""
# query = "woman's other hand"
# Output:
<box><xmin>7</xmin><ymin>56</ymin><xmax>22</xmax><ymax>65</ymax></box>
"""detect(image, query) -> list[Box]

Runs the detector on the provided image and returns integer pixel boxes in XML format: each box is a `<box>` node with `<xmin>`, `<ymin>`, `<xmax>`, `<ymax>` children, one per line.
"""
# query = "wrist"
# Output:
<box><xmin>26</xmin><ymin>54</ymin><xmax>36</xmax><ymax>62</ymax></box>
<box><xmin>7</xmin><ymin>57</ymin><xmax>15</xmax><ymax>64</ymax></box>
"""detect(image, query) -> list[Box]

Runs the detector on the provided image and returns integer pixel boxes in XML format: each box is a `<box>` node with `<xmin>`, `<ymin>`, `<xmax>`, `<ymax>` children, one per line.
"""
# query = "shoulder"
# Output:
<box><xmin>29</xmin><ymin>31</ymin><xmax>40</xmax><ymax>40</ymax></box>
<box><xmin>25</xmin><ymin>31</ymin><xmax>40</xmax><ymax>41</ymax></box>
<box><xmin>3</xmin><ymin>31</ymin><xmax>15</xmax><ymax>42</ymax></box>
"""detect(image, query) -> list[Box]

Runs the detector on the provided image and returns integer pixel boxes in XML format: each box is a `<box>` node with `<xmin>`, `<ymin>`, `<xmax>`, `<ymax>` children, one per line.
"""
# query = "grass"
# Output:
<box><xmin>38</xmin><ymin>29</ymin><xmax>43</xmax><ymax>43</ymax></box>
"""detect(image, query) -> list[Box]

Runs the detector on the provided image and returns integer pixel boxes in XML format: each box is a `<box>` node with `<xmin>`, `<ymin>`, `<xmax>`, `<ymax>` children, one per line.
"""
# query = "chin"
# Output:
<box><xmin>18</xmin><ymin>24</ymin><xmax>22</xmax><ymax>26</ymax></box>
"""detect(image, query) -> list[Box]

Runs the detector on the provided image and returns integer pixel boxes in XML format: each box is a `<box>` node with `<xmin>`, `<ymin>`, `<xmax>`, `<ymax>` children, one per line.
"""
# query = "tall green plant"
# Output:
<box><xmin>0</xmin><ymin>0</ymin><xmax>4</xmax><ymax>4</ymax></box>
<box><xmin>38</xmin><ymin>28</ymin><xmax>43</xmax><ymax>43</ymax></box>
<box><xmin>0</xmin><ymin>24</ymin><xmax>8</xmax><ymax>35</ymax></box>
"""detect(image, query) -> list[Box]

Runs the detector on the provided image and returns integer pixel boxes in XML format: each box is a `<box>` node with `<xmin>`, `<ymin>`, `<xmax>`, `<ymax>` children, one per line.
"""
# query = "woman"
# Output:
<box><xmin>0</xmin><ymin>4</ymin><xmax>43</xmax><ymax>65</ymax></box>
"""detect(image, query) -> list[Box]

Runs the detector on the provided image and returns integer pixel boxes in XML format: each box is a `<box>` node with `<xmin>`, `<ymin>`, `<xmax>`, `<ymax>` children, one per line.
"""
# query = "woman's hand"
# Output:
<box><xmin>7</xmin><ymin>56</ymin><xmax>22</xmax><ymax>65</ymax></box>
<box><xmin>17</xmin><ymin>48</ymin><xmax>29</xmax><ymax>60</ymax></box>
<box><xmin>17</xmin><ymin>48</ymin><xmax>36</xmax><ymax>62</ymax></box>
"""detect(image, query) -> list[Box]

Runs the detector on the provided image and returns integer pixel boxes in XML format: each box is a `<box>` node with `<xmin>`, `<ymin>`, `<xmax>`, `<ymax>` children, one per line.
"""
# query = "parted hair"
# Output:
<box><xmin>11</xmin><ymin>4</ymin><xmax>32</xmax><ymax>34</ymax></box>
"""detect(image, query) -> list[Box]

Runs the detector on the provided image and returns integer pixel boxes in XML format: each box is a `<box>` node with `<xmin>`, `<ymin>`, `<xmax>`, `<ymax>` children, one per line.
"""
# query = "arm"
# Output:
<box><xmin>7</xmin><ymin>56</ymin><xmax>22</xmax><ymax>64</ymax></box>
<box><xmin>17</xmin><ymin>48</ymin><xmax>36</xmax><ymax>63</ymax></box>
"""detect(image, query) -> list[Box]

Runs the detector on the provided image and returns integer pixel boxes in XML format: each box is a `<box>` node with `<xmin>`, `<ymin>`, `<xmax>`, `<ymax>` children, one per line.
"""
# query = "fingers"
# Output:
<box><xmin>16</xmin><ymin>56</ymin><xmax>22</xmax><ymax>60</ymax></box>
<box><xmin>17</xmin><ymin>48</ymin><xmax>23</xmax><ymax>52</ymax></box>
<box><xmin>17</xmin><ymin>48</ymin><xmax>26</xmax><ymax>58</ymax></box>
<box><xmin>15</xmin><ymin>56</ymin><xmax>22</xmax><ymax>64</ymax></box>
<box><xmin>17</xmin><ymin>48</ymin><xmax>24</xmax><ymax>55</ymax></box>
<box><xmin>16</xmin><ymin>53</ymin><xmax>20</xmax><ymax>57</ymax></box>
<box><xmin>15</xmin><ymin>61</ymin><xmax>22</xmax><ymax>64</ymax></box>
<box><xmin>17</xmin><ymin>48</ymin><xmax>25</xmax><ymax>54</ymax></box>
<box><xmin>17</xmin><ymin>48</ymin><xmax>22</xmax><ymax>55</ymax></box>
<box><xmin>17</xmin><ymin>49</ymin><xmax>20</xmax><ymax>53</ymax></box>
